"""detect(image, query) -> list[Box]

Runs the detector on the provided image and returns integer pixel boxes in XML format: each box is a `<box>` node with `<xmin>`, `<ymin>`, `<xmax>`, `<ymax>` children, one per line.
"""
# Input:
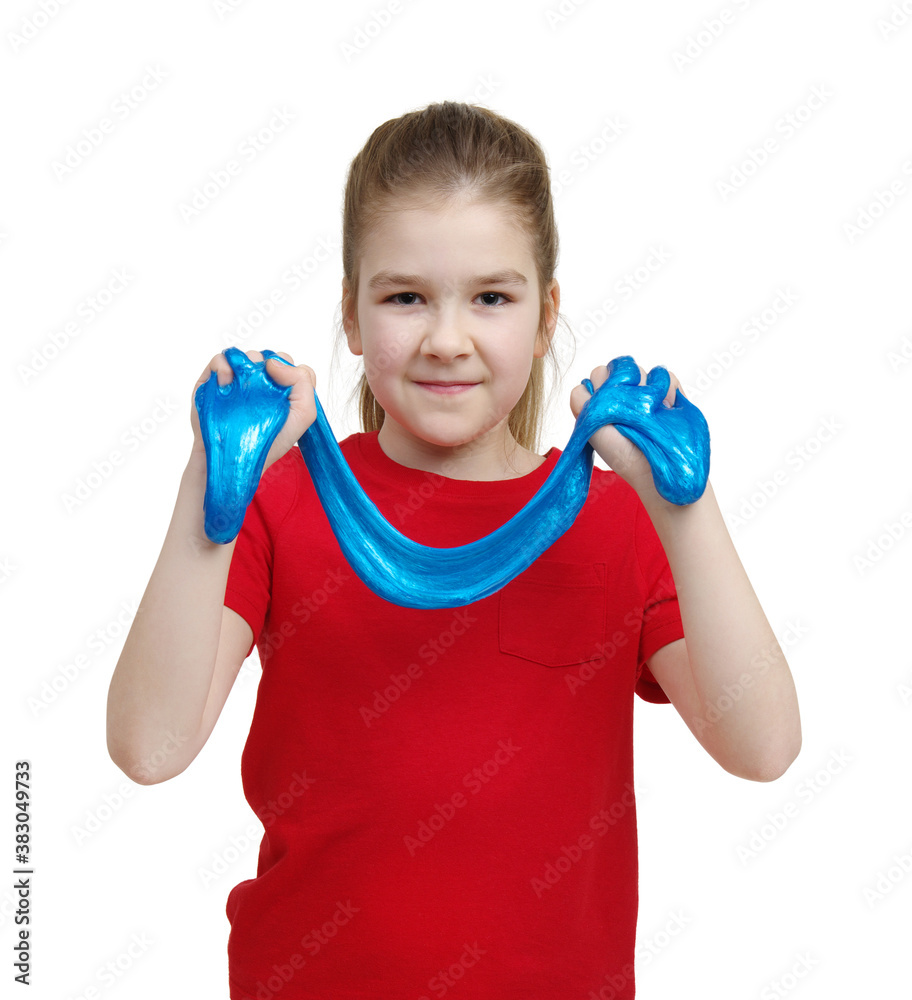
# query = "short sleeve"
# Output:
<box><xmin>223</xmin><ymin>451</ymin><xmax>300</xmax><ymax>660</ymax></box>
<box><xmin>632</xmin><ymin>501</ymin><xmax>685</xmax><ymax>704</ymax></box>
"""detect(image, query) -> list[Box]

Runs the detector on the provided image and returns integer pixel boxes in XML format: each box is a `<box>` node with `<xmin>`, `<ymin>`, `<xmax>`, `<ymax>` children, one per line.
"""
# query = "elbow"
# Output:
<box><xmin>108</xmin><ymin>750</ymin><xmax>187</xmax><ymax>786</ymax></box>
<box><xmin>106</xmin><ymin>730</ymin><xmax>195</xmax><ymax>786</ymax></box>
<box><xmin>106</xmin><ymin>739</ymin><xmax>159</xmax><ymax>786</ymax></box>
<box><xmin>738</xmin><ymin>732</ymin><xmax>803</xmax><ymax>783</ymax></box>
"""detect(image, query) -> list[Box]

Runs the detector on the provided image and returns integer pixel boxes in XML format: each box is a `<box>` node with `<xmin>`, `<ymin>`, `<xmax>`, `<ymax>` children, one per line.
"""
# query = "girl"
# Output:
<box><xmin>107</xmin><ymin>101</ymin><xmax>801</xmax><ymax>999</ymax></box>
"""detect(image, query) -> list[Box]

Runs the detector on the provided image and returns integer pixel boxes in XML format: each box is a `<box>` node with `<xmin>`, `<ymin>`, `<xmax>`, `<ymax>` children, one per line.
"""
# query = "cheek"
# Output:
<box><xmin>366</xmin><ymin>313</ymin><xmax>418</xmax><ymax>362</ymax></box>
<box><xmin>359</xmin><ymin>327</ymin><xmax>401</xmax><ymax>378</ymax></box>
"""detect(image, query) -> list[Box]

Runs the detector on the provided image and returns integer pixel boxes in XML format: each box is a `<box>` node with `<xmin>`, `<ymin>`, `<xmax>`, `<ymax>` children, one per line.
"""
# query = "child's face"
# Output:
<box><xmin>343</xmin><ymin>193</ymin><xmax>559</xmax><ymax>457</ymax></box>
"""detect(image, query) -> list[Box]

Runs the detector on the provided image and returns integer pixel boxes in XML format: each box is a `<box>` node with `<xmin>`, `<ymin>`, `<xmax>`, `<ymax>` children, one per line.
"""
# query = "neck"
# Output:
<box><xmin>376</xmin><ymin>419</ymin><xmax>544</xmax><ymax>481</ymax></box>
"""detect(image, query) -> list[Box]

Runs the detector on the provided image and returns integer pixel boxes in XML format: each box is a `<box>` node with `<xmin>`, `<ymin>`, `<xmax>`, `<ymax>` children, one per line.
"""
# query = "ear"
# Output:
<box><xmin>534</xmin><ymin>278</ymin><xmax>560</xmax><ymax>359</ymax></box>
<box><xmin>341</xmin><ymin>278</ymin><xmax>363</xmax><ymax>356</ymax></box>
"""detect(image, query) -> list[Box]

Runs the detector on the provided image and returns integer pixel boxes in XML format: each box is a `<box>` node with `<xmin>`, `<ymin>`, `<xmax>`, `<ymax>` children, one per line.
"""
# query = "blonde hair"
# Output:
<box><xmin>338</xmin><ymin>101</ymin><xmax>567</xmax><ymax>453</ymax></box>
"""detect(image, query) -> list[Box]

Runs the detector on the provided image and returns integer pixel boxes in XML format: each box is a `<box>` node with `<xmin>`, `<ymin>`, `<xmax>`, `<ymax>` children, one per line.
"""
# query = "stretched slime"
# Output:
<box><xmin>194</xmin><ymin>347</ymin><xmax>710</xmax><ymax>609</ymax></box>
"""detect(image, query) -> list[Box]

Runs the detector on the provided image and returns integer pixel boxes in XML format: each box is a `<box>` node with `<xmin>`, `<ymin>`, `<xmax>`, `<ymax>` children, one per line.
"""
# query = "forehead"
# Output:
<box><xmin>362</xmin><ymin>193</ymin><xmax>534</xmax><ymax>266</ymax></box>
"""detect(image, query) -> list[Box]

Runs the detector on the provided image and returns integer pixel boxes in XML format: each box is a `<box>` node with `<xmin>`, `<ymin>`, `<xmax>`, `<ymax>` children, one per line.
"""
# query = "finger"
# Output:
<box><xmin>221</xmin><ymin>346</ymin><xmax>257</xmax><ymax>374</ymax></box>
<box><xmin>649</xmin><ymin>368</ymin><xmax>682</xmax><ymax>408</ymax></box>
<box><xmin>267</xmin><ymin>357</ymin><xmax>316</xmax><ymax>389</ymax></box>
<box><xmin>645</xmin><ymin>365</ymin><xmax>671</xmax><ymax>403</ymax></box>
<box><xmin>196</xmin><ymin>353</ymin><xmax>233</xmax><ymax>389</ymax></box>
<box><xmin>605</xmin><ymin>355</ymin><xmax>641</xmax><ymax>385</ymax></box>
<box><xmin>569</xmin><ymin>382</ymin><xmax>592</xmax><ymax>419</ymax></box>
<box><xmin>588</xmin><ymin>364</ymin><xmax>610</xmax><ymax>391</ymax></box>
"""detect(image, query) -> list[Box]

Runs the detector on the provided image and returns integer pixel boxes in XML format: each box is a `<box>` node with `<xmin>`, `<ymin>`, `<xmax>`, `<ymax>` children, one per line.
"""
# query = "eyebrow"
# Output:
<box><xmin>367</xmin><ymin>269</ymin><xmax>528</xmax><ymax>289</ymax></box>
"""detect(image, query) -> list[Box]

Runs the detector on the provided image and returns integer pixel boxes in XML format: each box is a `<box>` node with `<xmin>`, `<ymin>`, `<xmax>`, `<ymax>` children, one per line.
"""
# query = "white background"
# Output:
<box><xmin>3</xmin><ymin>0</ymin><xmax>911</xmax><ymax>997</ymax></box>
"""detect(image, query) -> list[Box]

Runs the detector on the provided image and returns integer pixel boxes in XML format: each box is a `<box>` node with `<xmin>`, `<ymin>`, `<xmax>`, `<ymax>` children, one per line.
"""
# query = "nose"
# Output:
<box><xmin>420</xmin><ymin>304</ymin><xmax>473</xmax><ymax>362</ymax></box>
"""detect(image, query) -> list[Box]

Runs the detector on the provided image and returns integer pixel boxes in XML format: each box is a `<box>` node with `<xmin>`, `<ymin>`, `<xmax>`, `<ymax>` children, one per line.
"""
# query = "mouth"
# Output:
<box><xmin>413</xmin><ymin>380</ymin><xmax>480</xmax><ymax>394</ymax></box>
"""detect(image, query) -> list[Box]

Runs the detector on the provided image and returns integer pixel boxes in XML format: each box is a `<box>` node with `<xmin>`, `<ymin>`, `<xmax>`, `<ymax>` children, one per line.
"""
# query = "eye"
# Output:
<box><xmin>386</xmin><ymin>292</ymin><xmax>422</xmax><ymax>305</ymax></box>
<box><xmin>476</xmin><ymin>292</ymin><xmax>510</xmax><ymax>307</ymax></box>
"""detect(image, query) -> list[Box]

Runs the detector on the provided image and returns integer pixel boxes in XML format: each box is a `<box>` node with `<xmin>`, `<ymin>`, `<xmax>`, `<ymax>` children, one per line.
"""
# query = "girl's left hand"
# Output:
<box><xmin>568</xmin><ymin>362</ymin><xmax>684</xmax><ymax>505</ymax></box>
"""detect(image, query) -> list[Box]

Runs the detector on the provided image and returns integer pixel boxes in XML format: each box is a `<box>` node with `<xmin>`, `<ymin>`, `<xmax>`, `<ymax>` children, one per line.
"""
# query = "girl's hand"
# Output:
<box><xmin>568</xmin><ymin>361</ymin><xmax>684</xmax><ymax>506</ymax></box>
<box><xmin>189</xmin><ymin>349</ymin><xmax>317</xmax><ymax>473</ymax></box>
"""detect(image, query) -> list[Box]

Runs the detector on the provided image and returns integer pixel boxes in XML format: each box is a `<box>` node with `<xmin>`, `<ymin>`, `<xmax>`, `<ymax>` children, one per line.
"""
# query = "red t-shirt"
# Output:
<box><xmin>223</xmin><ymin>431</ymin><xmax>682</xmax><ymax>1000</ymax></box>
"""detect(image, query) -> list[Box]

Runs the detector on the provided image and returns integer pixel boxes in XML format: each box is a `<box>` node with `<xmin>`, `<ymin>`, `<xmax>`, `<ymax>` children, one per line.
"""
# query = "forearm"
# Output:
<box><xmin>644</xmin><ymin>481</ymin><xmax>802</xmax><ymax>778</ymax></box>
<box><xmin>106</xmin><ymin>452</ymin><xmax>235</xmax><ymax>779</ymax></box>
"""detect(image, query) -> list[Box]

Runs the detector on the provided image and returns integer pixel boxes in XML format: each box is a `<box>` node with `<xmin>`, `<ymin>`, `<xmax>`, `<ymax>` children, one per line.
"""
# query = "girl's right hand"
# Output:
<box><xmin>189</xmin><ymin>349</ymin><xmax>318</xmax><ymax>473</ymax></box>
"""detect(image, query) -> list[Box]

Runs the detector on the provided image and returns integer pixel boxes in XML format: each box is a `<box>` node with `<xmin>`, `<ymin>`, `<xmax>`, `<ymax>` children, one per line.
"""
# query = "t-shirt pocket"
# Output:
<box><xmin>498</xmin><ymin>559</ymin><xmax>607</xmax><ymax>667</ymax></box>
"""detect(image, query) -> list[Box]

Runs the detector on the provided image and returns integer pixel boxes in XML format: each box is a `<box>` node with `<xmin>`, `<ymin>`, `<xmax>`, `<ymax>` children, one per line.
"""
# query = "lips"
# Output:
<box><xmin>413</xmin><ymin>379</ymin><xmax>480</xmax><ymax>394</ymax></box>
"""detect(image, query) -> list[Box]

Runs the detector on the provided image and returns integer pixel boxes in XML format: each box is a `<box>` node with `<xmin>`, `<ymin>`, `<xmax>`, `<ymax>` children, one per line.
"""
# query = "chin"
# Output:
<box><xmin>401</xmin><ymin>417</ymin><xmax>491</xmax><ymax>450</ymax></box>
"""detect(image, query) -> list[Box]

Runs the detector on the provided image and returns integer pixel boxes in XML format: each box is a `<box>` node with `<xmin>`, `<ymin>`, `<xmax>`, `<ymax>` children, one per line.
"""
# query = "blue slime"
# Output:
<box><xmin>195</xmin><ymin>347</ymin><xmax>710</xmax><ymax>609</ymax></box>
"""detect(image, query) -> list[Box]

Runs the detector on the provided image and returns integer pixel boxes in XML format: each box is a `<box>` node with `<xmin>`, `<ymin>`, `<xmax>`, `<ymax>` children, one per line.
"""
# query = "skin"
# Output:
<box><xmin>341</xmin><ymin>192</ymin><xmax>559</xmax><ymax>480</ymax></box>
<box><xmin>571</xmin><ymin>365</ymin><xmax>802</xmax><ymax>781</ymax></box>
<box><xmin>107</xmin><ymin>190</ymin><xmax>800</xmax><ymax>786</ymax></box>
<box><xmin>338</xmin><ymin>190</ymin><xmax>801</xmax><ymax>781</ymax></box>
